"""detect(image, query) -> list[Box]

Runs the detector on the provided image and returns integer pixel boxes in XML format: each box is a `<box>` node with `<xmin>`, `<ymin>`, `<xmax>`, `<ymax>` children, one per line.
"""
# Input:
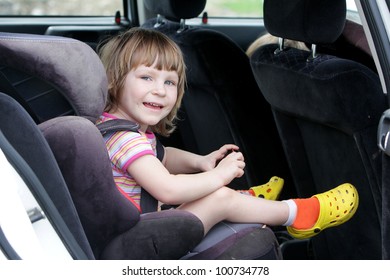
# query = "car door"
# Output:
<box><xmin>357</xmin><ymin>0</ymin><xmax>390</xmax><ymax>259</ymax></box>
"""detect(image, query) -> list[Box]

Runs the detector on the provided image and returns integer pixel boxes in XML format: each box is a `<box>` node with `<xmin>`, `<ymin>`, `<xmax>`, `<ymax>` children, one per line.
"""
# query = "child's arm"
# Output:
<box><xmin>127</xmin><ymin>148</ymin><xmax>244</xmax><ymax>205</ymax></box>
<box><xmin>163</xmin><ymin>144</ymin><xmax>240</xmax><ymax>174</ymax></box>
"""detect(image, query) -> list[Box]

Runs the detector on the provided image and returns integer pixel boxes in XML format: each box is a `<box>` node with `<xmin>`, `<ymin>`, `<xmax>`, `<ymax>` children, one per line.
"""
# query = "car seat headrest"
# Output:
<box><xmin>0</xmin><ymin>32</ymin><xmax>107</xmax><ymax>122</ymax></box>
<box><xmin>264</xmin><ymin>0</ymin><xmax>346</xmax><ymax>44</ymax></box>
<box><xmin>144</xmin><ymin>0</ymin><xmax>206</xmax><ymax>21</ymax></box>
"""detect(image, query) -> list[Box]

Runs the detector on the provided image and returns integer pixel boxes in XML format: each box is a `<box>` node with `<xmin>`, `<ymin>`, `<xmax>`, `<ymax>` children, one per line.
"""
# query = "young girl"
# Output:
<box><xmin>96</xmin><ymin>27</ymin><xmax>358</xmax><ymax>239</ymax></box>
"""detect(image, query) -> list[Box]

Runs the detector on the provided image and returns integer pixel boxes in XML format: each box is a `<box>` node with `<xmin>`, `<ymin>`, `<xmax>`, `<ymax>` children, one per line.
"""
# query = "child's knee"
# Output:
<box><xmin>212</xmin><ymin>186</ymin><xmax>235</xmax><ymax>201</ymax></box>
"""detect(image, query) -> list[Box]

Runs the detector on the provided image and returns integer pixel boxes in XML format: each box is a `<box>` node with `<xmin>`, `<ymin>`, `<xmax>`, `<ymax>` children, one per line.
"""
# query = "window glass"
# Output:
<box><xmin>346</xmin><ymin>0</ymin><xmax>357</xmax><ymax>11</ymax></box>
<box><xmin>204</xmin><ymin>0</ymin><xmax>357</xmax><ymax>18</ymax></box>
<box><xmin>204</xmin><ymin>0</ymin><xmax>263</xmax><ymax>18</ymax></box>
<box><xmin>0</xmin><ymin>0</ymin><xmax>122</xmax><ymax>16</ymax></box>
<box><xmin>346</xmin><ymin>0</ymin><xmax>360</xmax><ymax>23</ymax></box>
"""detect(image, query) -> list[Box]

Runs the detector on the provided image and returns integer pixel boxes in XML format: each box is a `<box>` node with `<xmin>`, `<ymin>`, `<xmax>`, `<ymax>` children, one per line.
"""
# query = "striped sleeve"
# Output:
<box><xmin>105</xmin><ymin>130</ymin><xmax>155</xmax><ymax>172</ymax></box>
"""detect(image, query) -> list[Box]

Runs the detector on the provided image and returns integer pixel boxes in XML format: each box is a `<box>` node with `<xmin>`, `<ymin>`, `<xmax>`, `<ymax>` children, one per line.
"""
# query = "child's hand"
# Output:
<box><xmin>214</xmin><ymin>149</ymin><xmax>245</xmax><ymax>185</ymax></box>
<box><xmin>199</xmin><ymin>144</ymin><xmax>240</xmax><ymax>171</ymax></box>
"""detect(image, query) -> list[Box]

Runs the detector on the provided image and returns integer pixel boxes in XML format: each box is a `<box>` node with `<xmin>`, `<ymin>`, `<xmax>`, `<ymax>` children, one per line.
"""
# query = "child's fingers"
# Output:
<box><xmin>226</xmin><ymin>150</ymin><xmax>244</xmax><ymax>162</ymax></box>
<box><xmin>222</xmin><ymin>144</ymin><xmax>240</xmax><ymax>152</ymax></box>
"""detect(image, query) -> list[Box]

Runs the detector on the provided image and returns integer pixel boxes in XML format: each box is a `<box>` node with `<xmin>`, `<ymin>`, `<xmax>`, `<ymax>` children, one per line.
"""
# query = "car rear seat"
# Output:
<box><xmin>142</xmin><ymin>0</ymin><xmax>294</xmax><ymax>194</ymax></box>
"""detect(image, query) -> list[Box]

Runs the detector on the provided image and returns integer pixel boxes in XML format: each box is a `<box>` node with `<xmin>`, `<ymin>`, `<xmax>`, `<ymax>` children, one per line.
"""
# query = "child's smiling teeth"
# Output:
<box><xmin>144</xmin><ymin>102</ymin><xmax>163</xmax><ymax>109</ymax></box>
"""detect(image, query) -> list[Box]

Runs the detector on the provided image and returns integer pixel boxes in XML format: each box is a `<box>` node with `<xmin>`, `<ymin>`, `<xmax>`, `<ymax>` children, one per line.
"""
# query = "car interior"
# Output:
<box><xmin>0</xmin><ymin>0</ymin><xmax>389</xmax><ymax>260</ymax></box>
<box><xmin>0</xmin><ymin>30</ymin><xmax>282</xmax><ymax>260</ymax></box>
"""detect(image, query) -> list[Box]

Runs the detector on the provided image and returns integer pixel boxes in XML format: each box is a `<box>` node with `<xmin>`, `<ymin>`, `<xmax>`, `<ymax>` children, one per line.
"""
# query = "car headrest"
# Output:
<box><xmin>264</xmin><ymin>0</ymin><xmax>346</xmax><ymax>44</ymax></box>
<box><xmin>144</xmin><ymin>0</ymin><xmax>206</xmax><ymax>21</ymax></box>
<box><xmin>0</xmin><ymin>32</ymin><xmax>107</xmax><ymax>122</ymax></box>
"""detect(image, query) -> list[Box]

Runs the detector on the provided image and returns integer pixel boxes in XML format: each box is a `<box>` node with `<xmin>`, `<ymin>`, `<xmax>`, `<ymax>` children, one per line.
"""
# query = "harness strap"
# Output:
<box><xmin>96</xmin><ymin>119</ymin><xmax>161</xmax><ymax>213</ymax></box>
<box><xmin>96</xmin><ymin>119</ymin><xmax>140</xmax><ymax>135</ymax></box>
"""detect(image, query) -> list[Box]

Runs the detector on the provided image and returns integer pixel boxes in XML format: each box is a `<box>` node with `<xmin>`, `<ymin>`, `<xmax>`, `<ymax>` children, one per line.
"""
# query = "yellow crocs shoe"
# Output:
<box><xmin>249</xmin><ymin>176</ymin><xmax>284</xmax><ymax>200</ymax></box>
<box><xmin>287</xmin><ymin>183</ymin><xmax>359</xmax><ymax>239</ymax></box>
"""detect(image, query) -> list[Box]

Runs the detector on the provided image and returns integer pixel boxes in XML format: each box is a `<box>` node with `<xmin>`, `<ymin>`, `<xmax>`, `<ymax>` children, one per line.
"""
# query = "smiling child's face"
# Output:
<box><xmin>110</xmin><ymin>63</ymin><xmax>179</xmax><ymax>132</ymax></box>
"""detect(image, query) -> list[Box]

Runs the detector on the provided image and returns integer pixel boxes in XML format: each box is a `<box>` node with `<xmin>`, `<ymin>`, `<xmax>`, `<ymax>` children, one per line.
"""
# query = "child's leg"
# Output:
<box><xmin>178</xmin><ymin>183</ymin><xmax>358</xmax><ymax>239</ymax></box>
<box><xmin>179</xmin><ymin>187</ymin><xmax>289</xmax><ymax>234</ymax></box>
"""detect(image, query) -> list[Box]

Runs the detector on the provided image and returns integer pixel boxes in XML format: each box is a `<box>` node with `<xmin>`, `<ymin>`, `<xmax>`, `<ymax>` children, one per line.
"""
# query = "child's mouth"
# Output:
<box><xmin>144</xmin><ymin>102</ymin><xmax>163</xmax><ymax>110</ymax></box>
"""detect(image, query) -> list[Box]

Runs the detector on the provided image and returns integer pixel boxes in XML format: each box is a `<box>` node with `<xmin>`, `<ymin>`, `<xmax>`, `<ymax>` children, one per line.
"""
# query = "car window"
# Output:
<box><xmin>204</xmin><ymin>0</ymin><xmax>357</xmax><ymax>19</ymax></box>
<box><xmin>204</xmin><ymin>0</ymin><xmax>264</xmax><ymax>18</ymax></box>
<box><xmin>346</xmin><ymin>0</ymin><xmax>361</xmax><ymax>23</ymax></box>
<box><xmin>347</xmin><ymin>0</ymin><xmax>357</xmax><ymax>11</ymax></box>
<box><xmin>0</xmin><ymin>0</ymin><xmax>123</xmax><ymax>16</ymax></box>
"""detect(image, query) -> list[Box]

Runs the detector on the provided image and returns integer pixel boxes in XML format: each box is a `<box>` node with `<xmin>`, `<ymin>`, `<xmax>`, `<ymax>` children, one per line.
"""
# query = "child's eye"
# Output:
<box><xmin>165</xmin><ymin>80</ymin><xmax>176</xmax><ymax>86</ymax></box>
<box><xmin>141</xmin><ymin>76</ymin><xmax>152</xmax><ymax>81</ymax></box>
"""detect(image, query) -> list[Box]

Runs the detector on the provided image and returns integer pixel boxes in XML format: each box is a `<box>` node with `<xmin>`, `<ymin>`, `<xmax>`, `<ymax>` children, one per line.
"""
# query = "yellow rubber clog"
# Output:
<box><xmin>287</xmin><ymin>183</ymin><xmax>359</xmax><ymax>239</ymax></box>
<box><xmin>249</xmin><ymin>176</ymin><xmax>284</xmax><ymax>200</ymax></box>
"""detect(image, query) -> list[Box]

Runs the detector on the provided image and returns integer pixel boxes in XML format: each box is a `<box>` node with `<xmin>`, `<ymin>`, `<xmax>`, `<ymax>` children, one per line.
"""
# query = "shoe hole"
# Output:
<box><xmin>258</xmin><ymin>194</ymin><xmax>265</xmax><ymax>198</ymax></box>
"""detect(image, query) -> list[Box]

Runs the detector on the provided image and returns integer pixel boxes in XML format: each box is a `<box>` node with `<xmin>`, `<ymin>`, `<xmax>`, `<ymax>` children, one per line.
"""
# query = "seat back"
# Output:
<box><xmin>250</xmin><ymin>0</ymin><xmax>386</xmax><ymax>259</ymax></box>
<box><xmin>142</xmin><ymin>0</ymin><xmax>293</xmax><ymax>192</ymax></box>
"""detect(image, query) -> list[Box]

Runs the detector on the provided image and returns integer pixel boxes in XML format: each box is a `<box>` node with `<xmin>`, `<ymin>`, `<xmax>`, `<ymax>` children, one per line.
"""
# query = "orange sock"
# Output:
<box><xmin>292</xmin><ymin>197</ymin><xmax>320</xmax><ymax>229</ymax></box>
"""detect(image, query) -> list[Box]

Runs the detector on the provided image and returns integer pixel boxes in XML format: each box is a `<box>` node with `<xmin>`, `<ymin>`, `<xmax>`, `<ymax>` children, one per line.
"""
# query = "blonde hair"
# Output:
<box><xmin>98</xmin><ymin>27</ymin><xmax>186</xmax><ymax>137</ymax></box>
<box><xmin>246</xmin><ymin>33</ymin><xmax>309</xmax><ymax>57</ymax></box>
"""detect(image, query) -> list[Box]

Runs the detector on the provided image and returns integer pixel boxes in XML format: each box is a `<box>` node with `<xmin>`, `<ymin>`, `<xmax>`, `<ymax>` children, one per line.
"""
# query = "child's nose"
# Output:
<box><xmin>152</xmin><ymin>82</ymin><xmax>166</xmax><ymax>96</ymax></box>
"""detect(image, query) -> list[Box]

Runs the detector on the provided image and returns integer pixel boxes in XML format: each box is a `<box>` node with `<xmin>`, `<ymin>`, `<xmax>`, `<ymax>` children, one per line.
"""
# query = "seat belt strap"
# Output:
<box><xmin>96</xmin><ymin>119</ymin><xmax>160</xmax><ymax>213</ymax></box>
<box><xmin>95</xmin><ymin>119</ymin><xmax>140</xmax><ymax>135</ymax></box>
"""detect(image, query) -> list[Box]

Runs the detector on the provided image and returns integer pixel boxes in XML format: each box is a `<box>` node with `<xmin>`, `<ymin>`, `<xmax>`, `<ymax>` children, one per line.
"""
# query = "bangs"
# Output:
<box><xmin>128</xmin><ymin>35</ymin><xmax>184</xmax><ymax>75</ymax></box>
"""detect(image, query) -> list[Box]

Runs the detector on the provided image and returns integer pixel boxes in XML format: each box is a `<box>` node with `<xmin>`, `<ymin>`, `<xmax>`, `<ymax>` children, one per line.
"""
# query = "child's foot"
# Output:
<box><xmin>250</xmin><ymin>176</ymin><xmax>284</xmax><ymax>200</ymax></box>
<box><xmin>287</xmin><ymin>183</ymin><xmax>359</xmax><ymax>239</ymax></box>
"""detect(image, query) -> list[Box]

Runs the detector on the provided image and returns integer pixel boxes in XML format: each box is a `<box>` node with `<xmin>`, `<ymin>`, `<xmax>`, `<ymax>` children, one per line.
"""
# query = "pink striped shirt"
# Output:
<box><xmin>96</xmin><ymin>113</ymin><xmax>157</xmax><ymax>211</ymax></box>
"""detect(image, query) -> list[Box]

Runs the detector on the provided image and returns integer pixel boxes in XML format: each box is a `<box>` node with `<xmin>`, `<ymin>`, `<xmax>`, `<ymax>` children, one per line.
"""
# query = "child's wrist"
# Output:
<box><xmin>210</xmin><ymin>168</ymin><xmax>228</xmax><ymax>187</ymax></box>
<box><xmin>197</xmin><ymin>155</ymin><xmax>209</xmax><ymax>171</ymax></box>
